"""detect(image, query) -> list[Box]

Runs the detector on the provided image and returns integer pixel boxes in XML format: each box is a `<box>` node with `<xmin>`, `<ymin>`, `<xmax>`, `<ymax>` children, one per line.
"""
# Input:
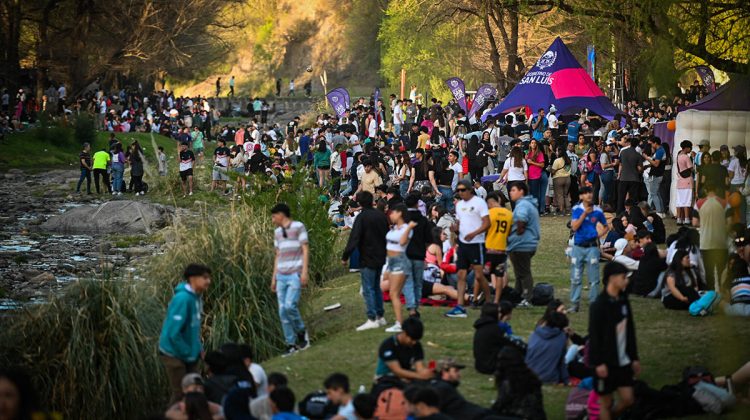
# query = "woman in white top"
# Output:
<box><xmin>727</xmin><ymin>149</ymin><xmax>747</xmax><ymax>193</ymax></box>
<box><xmin>382</xmin><ymin>204</ymin><xmax>417</xmax><ymax>333</ymax></box>
<box><xmin>498</xmin><ymin>147</ymin><xmax>528</xmax><ymax>187</ymax></box>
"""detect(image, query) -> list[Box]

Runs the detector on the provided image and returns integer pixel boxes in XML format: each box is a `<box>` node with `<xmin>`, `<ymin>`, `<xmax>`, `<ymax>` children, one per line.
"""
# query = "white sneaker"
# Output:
<box><xmin>376</xmin><ymin>317</ymin><xmax>387</xmax><ymax>327</ymax></box>
<box><xmin>356</xmin><ymin>319</ymin><xmax>380</xmax><ymax>332</ymax></box>
<box><xmin>385</xmin><ymin>322</ymin><xmax>402</xmax><ymax>333</ymax></box>
<box><xmin>189</xmin><ymin>192</ymin><xmax>193</xmax><ymax>196</ymax></box>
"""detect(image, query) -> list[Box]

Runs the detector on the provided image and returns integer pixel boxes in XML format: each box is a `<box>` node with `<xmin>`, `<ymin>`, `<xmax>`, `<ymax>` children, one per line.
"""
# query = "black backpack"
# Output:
<box><xmin>298</xmin><ymin>390</ymin><xmax>338</xmax><ymax>420</ymax></box>
<box><xmin>530</xmin><ymin>283</ymin><xmax>554</xmax><ymax>306</ymax></box>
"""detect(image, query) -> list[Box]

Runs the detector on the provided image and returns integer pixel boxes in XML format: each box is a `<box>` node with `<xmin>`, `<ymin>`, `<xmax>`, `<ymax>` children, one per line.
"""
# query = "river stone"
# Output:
<box><xmin>40</xmin><ymin>200</ymin><xmax>173</xmax><ymax>234</ymax></box>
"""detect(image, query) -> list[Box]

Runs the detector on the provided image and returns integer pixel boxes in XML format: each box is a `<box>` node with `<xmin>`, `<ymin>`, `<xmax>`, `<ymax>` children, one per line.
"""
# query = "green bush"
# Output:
<box><xmin>73</xmin><ymin>113</ymin><xmax>97</xmax><ymax>146</ymax></box>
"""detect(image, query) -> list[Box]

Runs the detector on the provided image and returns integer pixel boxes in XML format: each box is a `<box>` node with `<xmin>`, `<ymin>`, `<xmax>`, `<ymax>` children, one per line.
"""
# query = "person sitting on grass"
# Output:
<box><xmin>404</xmin><ymin>386</ymin><xmax>452</xmax><ymax>420</ymax></box>
<box><xmin>164</xmin><ymin>373</ymin><xmax>224</xmax><ymax>420</ymax></box>
<box><xmin>324</xmin><ymin>373</ymin><xmax>356</xmax><ymax>420</ymax></box>
<box><xmin>473</xmin><ymin>303</ymin><xmax>510</xmax><ymax>375</ymax></box>
<box><xmin>352</xmin><ymin>393</ymin><xmax>377</xmax><ymax>420</ymax></box>
<box><xmin>251</xmin><ymin>373</ymin><xmax>289</xmax><ymax>420</ymax></box>
<box><xmin>723</xmin><ymin>241</ymin><xmax>750</xmax><ymax>317</ymax></box>
<box><xmin>375</xmin><ymin>316</ymin><xmax>434</xmax><ymax>382</ymax></box>
<box><xmin>525</xmin><ymin>311</ymin><xmax>570</xmax><ymax>384</ymax></box>
<box><xmin>270</xmin><ymin>387</ymin><xmax>304</xmax><ymax>420</ymax></box>
<box><xmin>491</xmin><ymin>346</ymin><xmax>547</xmax><ymax>419</ymax></box>
<box><xmin>661</xmin><ymin>249</ymin><xmax>702</xmax><ymax>310</ymax></box>
<box><xmin>429</xmin><ymin>358</ymin><xmax>492</xmax><ymax>420</ymax></box>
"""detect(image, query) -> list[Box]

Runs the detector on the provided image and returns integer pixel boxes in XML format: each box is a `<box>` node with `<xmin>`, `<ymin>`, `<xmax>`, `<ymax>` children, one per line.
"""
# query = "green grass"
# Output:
<box><xmin>264</xmin><ymin>217</ymin><xmax>750</xmax><ymax>419</ymax></box>
<box><xmin>0</xmin><ymin>129</ymin><xmax>179</xmax><ymax>171</ymax></box>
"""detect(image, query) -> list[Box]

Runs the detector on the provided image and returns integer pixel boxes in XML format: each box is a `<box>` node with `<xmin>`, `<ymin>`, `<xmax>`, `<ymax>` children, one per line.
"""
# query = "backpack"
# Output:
<box><xmin>689</xmin><ymin>291</ymin><xmax>720</xmax><ymax>316</ymax></box>
<box><xmin>565</xmin><ymin>387</ymin><xmax>590</xmax><ymax>420</ymax></box>
<box><xmin>530</xmin><ymin>283</ymin><xmax>554</xmax><ymax>306</ymax></box>
<box><xmin>373</xmin><ymin>385</ymin><xmax>408</xmax><ymax>420</ymax></box>
<box><xmin>500</xmin><ymin>286</ymin><xmax>523</xmax><ymax>306</ymax></box>
<box><xmin>298</xmin><ymin>390</ymin><xmax>338</xmax><ymax>420</ymax></box>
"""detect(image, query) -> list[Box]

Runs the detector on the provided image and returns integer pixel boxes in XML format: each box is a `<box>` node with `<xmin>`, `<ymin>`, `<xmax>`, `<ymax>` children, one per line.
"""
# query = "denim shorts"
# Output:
<box><xmin>386</xmin><ymin>253</ymin><xmax>409</xmax><ymax>275</ymax></box>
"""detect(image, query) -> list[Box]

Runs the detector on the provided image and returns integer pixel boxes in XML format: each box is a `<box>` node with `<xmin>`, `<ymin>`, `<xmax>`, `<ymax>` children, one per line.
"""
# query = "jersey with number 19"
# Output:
<box><xmin>486</xmin><ymin>207</ymin><xmax>513</xmax><ymax>252</ymax></box>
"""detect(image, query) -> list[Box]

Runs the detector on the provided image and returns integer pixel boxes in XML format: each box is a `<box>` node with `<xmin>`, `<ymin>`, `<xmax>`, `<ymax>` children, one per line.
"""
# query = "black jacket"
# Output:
<box><xmin>472</xmin><ymin>315</ymin><xmax>509</xmax><ymax>375</ymax></box>
<box><xmin>405</xmin><ymin>208</ymin><xmax>434</xmax><ymax>260</ymax></box>
<box><xmin>588</xmin><ymin>292</ymin><xmax>639</xmax><ymax>368</ymax></box>
<box><xmin>430</xmin><ymin>379</ymin><xmax>492</xmax><ymax>420</ymax></box>
<box><xmin>342</xmin><ymin>207</ymin><xmax>389</xmax><ymax>269</ymax></box>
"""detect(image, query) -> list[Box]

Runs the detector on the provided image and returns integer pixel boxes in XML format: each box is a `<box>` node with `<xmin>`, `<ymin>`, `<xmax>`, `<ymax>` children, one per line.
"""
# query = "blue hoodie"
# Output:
<box><xmin>159</xmin><ymin>282</ymin><xmax>203</xmax><ymax>363</ymax></box>
<box><xmin>507</xmin><ymin>195</ymin><xmax>540</xmax><ymax>252</ymax></box>
<box><xmin>525</xmin><ymin>325</ymin><xmax>569</xmax><ymax>384</ymax></box>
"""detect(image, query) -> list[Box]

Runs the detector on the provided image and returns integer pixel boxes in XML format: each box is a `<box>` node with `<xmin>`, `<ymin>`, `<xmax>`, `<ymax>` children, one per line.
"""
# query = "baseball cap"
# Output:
<box><xmin>181</xmin><ymin>373</ymin><xmax>204</xmax><ymax>389</ymax></box>
<box><xmin>456</xmin><ymin>179</ymin><xmax>472</xmax><ymax>190</ymax></box>
<box><xmin>436</xmin><ymin>358</ymin><xmax>466</xmax><ymax>371</ymax></box>
<box><xmin>593</xmin><ymin>130</ymin><xmax>603</xmax><ymax>137</ymax></box>
<box><xmin>549</xmin><ymin>104</ymin><xmax>557</xmax><ymax>113</ymax></box>
<box><xmin>614</xmin><ymin>238</ymin><xmax>629</xmax><ymax>257</ymax></box>
<box><xmin>640</xmin><ymin>122</ymin><xmax>649</xmax><ymax>128</ymax></box>
<box><xmin>698</xmin><ymin>139</ymin><xmax>710</xmax><ymax>147</ymax></box>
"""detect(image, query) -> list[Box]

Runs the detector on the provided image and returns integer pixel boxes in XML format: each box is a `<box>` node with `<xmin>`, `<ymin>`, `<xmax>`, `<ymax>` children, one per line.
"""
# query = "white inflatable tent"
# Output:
<box><xmin>669</xmin><ymin>77</ymin><xmax>750</xmax><ymax>216</ymax></box>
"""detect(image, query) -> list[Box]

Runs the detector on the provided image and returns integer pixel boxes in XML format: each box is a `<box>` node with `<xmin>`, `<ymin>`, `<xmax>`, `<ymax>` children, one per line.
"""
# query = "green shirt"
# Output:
<box><xmin>191</xmin><ymin>131</ymin><xmax>204</xmax><ymax>150</ymax></box>
<box><xmin>92</xmin><ymin>150</ymin><xmax>110</xmax><ymax>170</ymax></box>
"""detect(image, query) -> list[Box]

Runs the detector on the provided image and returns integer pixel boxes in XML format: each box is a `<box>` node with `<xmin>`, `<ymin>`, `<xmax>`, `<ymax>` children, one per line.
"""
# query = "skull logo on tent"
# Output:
<box><xmin>536</xmin><ymin>51</ymin><xmax>557</xmax><ymax>70</ymax></box>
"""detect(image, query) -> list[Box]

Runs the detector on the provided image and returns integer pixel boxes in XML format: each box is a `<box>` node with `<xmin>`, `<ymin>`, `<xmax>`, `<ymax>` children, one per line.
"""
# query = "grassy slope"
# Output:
<box><xmin>0</xmin><ymin>130</ymin><xmax>179</xmax><ymax>170</ymax></box>
<box><xmin>265</xmin><ymin>218</ymin><xmax>750</xmax><ymax>419</ymax></box>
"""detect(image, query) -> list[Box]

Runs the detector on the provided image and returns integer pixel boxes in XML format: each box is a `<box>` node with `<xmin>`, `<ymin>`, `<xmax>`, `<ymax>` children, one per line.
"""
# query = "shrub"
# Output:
<box><xmin>73</xmin><ymin>113</ymin><xmax>97</xmax><ymax>146</ymax></box>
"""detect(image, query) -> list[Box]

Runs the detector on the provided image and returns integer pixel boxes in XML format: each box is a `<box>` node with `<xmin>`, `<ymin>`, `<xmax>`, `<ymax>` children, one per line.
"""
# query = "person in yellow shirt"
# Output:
<box><xmin>486</xmin><ymin>192</ymin><xmax>513</xmax><ymax>303</ymax></box>
<box><xmin>417</xmin><ymin>126</ymin><xmax>430</xmax><ymax>150</ymax></box>
<box><xmin>92</xmin><ymin>147</ymin><xmax>111</xmax><ymax>194</ymax></box>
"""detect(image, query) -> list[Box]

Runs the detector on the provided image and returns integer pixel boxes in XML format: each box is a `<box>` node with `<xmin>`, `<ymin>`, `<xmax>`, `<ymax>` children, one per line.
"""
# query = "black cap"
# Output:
<box><xmin>603</xmin><ymin>261</ymin><xmax>629</xmax><ymax>280</ymax></box>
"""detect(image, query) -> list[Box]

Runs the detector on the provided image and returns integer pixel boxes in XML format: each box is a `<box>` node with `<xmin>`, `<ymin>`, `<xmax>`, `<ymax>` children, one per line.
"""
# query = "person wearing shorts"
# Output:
<box><xmin>485</xmin><ymin>192</ymin><xmax>512</xmax><ymax>303</ymax></box>
<box><xmin>383</xmin><ymin>205</ymin><xmax>417</xmax><ymax>333</ymax></box>
<box><xmin>212</xmin><ymin>139</ymin><xmax>231</xmax><ymax>193</ymax></box>
<box><xmin>675</xmin><ymin>140</ymin><xmax>694</xmax><ymax>225</ymax></box>
<box><xmin>446</xmin><ymin>180</ymin><xmax>490</xmax><ymax>318</ymax></box>
<box><xmin>178</xmin><ymin>142</ymin><xmax>195</xmax><ymax>197</ymax></box>
<box><xmin>589</xmin><ymin>262</ymin><xmax>641</xmax><ymax>420</ymax></box>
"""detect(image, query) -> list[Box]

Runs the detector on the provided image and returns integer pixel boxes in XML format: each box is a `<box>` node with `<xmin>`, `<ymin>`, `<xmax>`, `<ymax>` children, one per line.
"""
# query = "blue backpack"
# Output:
<box><xmin>689</xmin><ymin>291</ymin><xmax>720</xmax><ymax>316</ymax></box>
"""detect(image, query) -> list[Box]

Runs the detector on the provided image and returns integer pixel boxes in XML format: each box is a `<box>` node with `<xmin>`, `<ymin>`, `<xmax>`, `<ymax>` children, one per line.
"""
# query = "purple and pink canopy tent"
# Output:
<box><xmin>484</xmin><ymin>37</ymin><xmax>622</xmax><ymax>121</ymax></box>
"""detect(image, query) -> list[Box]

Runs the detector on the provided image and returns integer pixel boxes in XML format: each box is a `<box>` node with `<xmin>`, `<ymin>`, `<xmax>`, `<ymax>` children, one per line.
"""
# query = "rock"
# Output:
<box><xmin>22</xmin><ymin>269</ymin><xmax>43</xmax><ymax>281</ymax></box>
<box><xmin>40</xmin><ymin>200</ymin><xmax>174</xmax><ymax>235</ymax></box>
<box><xmin>98</xmin><ymin>262</ymin><xmax>114</xmax><ymax>272</ymax></box>
<box><xmin>124</xmin><ymin>247</ymin><xmax>153</xmax><ymax>258</ymax></box>
<box><xmin>29</xmin><ymin>272</ymin><xmax>55</xmax><ymax>283</ymax></box>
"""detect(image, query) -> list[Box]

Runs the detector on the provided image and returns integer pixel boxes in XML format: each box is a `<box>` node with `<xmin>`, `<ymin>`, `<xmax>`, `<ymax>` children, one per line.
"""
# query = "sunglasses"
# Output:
<box><xmin>456</xmin><ymin>188</ymin><xmax>468</xmax><ymax>192</ymax></box>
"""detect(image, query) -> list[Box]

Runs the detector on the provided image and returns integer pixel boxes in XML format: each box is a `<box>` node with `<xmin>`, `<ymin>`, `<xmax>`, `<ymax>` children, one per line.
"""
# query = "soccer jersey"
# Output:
<box><xmin>486</xmin><ymin>207</ymin><xmax>513</xmax><ymax>252</ymax></box>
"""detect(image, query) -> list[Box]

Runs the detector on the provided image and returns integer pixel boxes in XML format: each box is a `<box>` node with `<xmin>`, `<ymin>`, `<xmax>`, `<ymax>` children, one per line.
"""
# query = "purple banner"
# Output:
<box><xmin>467</xmin><ymin>84</ymin><xmax>498</xmax><ymax>118</ymax></box>
<box><xmin>373</xmin><ymin>87</ymin><xmax>381</xmax><ymax>105</ymax></box>
<box><xmin>331</xmin><ymin>87</ymin><xmax>350</xmax><ymax>110</ymax></box>
<box><xmin>695</xmin><ymin>66</ymin><xmax>715</xmax><ymax>93</ymax></box>
<box><xmin>445</xmin><ymin>77</ymin><xmax>468</xmax><ymax>113</ymax></box>
<box><xmin>326</xmin><ymin>89</ymin><xmax>348</xmax><ymax>117</ymax></box>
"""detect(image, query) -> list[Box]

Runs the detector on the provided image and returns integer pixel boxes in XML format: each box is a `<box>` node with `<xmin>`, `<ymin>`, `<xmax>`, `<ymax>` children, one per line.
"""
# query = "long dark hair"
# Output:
<box><xmin>510</xmin><ymin>148</ymin><xmax>524</xmax><ymax>168</ymax></box>
<box><xmin>557</xmin><ymin>147</ymin><xmax>570</xmax><ymax>166</ymax></box>
<box><xmin>317</xmin><ymin>139</ymin><xmax>327</xmax><ymax>153</ymax></box>
<box><xmin>669</xmin><ymin>249</ymin><xmax>697</xmax><ymax>288</ymax></box>
<box><xmin>0</xmin><ymin>369</ymin><xmax>36</xmax><ymax>420</ymax></box>
<box><xmin>184</xmin><ymin>392</ymin><xmax>213</xmax><ymax>420</ymax></box>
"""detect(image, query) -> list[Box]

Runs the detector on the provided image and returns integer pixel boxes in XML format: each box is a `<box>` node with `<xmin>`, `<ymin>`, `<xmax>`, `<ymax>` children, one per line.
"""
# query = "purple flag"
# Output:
<box><xmin>331</xmin><ymin>87</ymin><xmax>350</xmax><ymax>110</ymax></box>
<box><xmin>695</xmin><ymin>66</ymin><xmax>716</xmax><ymax>93</ymax></box>
<box><xmin>445</xmin><ymin>77</ymin><xmax>468</xmax><ymax>113</ymax></box>
<box><xmin>326</xmin><ymin>89</ymin><xmax>348</xmax><ymax>117</ymax></box>
<box><xmin>468</xmin><ymin>84</ymin><xmax>498</xmax><ymax>119</ymax></box>
<box><xmin>373</xmin><ymin>87</ymin><xmax>381</xmax><ymax>105</ymax></box>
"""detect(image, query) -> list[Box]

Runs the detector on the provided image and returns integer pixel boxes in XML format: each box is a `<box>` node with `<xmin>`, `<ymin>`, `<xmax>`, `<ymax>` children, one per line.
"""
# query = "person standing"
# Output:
<box><xmin>76</xmin><ymin>142</ymin><xmax>92</xmax><ymax>194</ymax></box>
<box><xmin>569</xmin><ymin>186</ymin><xmax>609</xmax><ymax>313</ymax></box>
<box><xmin>215</xmin><ymin>77</ymin><xmax>221</xmax><ymax>97</ymax></box>
<box><xmin>228</xmin><ymin>75</ymin><xmax>235</xmax><ymax>97</ymax></box>
<box><xmin>288</xmin><ymin>79</ymin><xmax>295</xmax><ymax>96</ymax></box>
<box><xmin>276</xmin><ymin>78</ymin><xmax>282</xmax><ymax>96</ymax></box>
<box><xmin>616</xmin><ymin>136</ymin><xmax>643</xmax><ymax>214</ymax></box>
<box><xmin>589</xmin><ymin>262</ymin><xmax>641</xmax><ymax>420</ymax></box>
<box><xmin>642</xmin><ymin>136</ymin><xmax>666</xmax><ymax>217</ymax></box>
<box><xmin>271</xmin><ymin>203</ymin><xmax>310</xmax><ymax>357</ymax></box>
<box><xmin>92</xmin><ymin>146</ymin><xmax>111</xmax><ymax>194</ymax></box>
<box><xmin>530</xmin><ymin>108</ymin><xmax>548</xmax><ymax>141</ymax></box>
<box><xmin>404</xmin><ymin>193</ymin><xmax>434</xmax><ymax>318</ymax></box>
<box><xmin>342</xmin><ymin>191</ymin><xmax>390</xmax><ymax>331</ymax></box>
<box><xmin>178</xmin><ymin>142</ymin><xmax>195</xmax><ymax>197</ymax></box>
<box><xmin>696</xmin><ymin>183</ymin><xmax>728</xmax><ymax>290</ymax></box>
<box><xmin>507</xmin><ymin>183</ymin><xmax>540</xmax><ymax>306</ymax></box>
<box><xmin>486</xmin><ymin>192</ymin><xmax>513</xmax><ymax>303</ymax></box>
<box><xmin>445</xmin><ymin>180</ymin><xmax>491</xmax><ymax>318</ymax></box>
<box><xmin>675</xmin><ymin>140</ymin><xmax>694</xmax><ymax>225</ymax></box>
<box><xmin>159</xmin><ymin>263</ymin><xmax>212</xmax><ymax>404</ymax></box>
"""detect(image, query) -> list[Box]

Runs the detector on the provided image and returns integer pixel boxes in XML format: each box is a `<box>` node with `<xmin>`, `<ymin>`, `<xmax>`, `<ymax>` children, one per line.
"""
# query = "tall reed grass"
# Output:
<box><xmin>0</xmin><ymin>171</ymin><xmax>338</xmax><ymax>419</ymax></box>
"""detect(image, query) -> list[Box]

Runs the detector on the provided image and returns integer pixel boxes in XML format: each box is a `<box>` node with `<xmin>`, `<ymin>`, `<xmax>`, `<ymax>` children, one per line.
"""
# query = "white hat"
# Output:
<box><xmin>640</xmin><ymin>122</ymin><xmax>649</xmax><ymax>128</ymax></box>
<box><xmin>614</xmin><ymin>238</ymin><xmax>629</xmax><ymax>257</ymax></box>
<box><xmin>607</xmin><ymin>130</ymin><xmax>617</xmax><ymax>139</ymax></box>
<box><xmin>593</xmin><ymin>130</ymin><xmax>603</xmax><ymax>137</ymax></box>
<box><xmin>549</xmin><ymin>105</ymin><xmax>557</xmax><ymax>113</ymax></box>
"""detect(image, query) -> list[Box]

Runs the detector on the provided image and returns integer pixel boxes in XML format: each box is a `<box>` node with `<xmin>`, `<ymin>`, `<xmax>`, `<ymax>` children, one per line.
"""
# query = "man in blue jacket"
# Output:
<box><xmin>507</xmin><ymin>183</ymin><xmax>540</xmax><ymax>306</ymax></box>
<box><xmin>159</xmin><ymin>263</ymin><xmax>212</xmax><ymax>404</ymax></box>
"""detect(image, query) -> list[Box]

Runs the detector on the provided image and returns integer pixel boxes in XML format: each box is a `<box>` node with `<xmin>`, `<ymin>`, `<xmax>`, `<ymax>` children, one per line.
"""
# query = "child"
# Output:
<box><xmin>498</xmin><ymin>300</ymin><xmax>514</xmax><ymax>337</ymax></box>
<box><xmin>474</xmin><ymin>179</ymin><xmax>487</xmax><ymax>200</ymax></box>
<box><xmin>157</xmin><ymin>146</ymin><xmax>167</xmax><ymax>176</ymax></box>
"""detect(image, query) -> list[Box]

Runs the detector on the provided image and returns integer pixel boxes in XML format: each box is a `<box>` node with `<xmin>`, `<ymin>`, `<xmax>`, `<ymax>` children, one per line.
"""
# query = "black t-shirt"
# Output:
<box><xmin>514</xmin><ymin>124</ymin><xmax>531</xmax><ymax>139</ymax></box>
<box><xmin>701</xmin><ymin>163</ymin><xmax>728</xmax><ymax>194</ymax></box>
<box><xmin>377</xmin><ymin>335</ymin><xmax>424</xmax><ymax>376</ymax></box>
<box><xmin>180</xmin><ymin>150</ymin><xmax>195</xmax><ymax>163</ymax></box>
<box><xmin>437</xmin><ymin>169</ymin><xmax>454</xmax><ymax>186</ymax></box>
<box><xmin>79</xmin><ymin>151</ymin><xmax>92</xmax><ymax>169</ymax></box>
<box><xmin>214</xmin><ymin>146</ymin><xmax>230</xmax><ymax>166</ymax></box>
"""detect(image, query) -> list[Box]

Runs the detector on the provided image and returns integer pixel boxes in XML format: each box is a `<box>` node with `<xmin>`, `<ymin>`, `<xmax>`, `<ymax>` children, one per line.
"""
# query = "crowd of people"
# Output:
<box><xmin>3</xmin><ymin>75</ymin><xmax>750</xmax><ymax>419</ymax></box>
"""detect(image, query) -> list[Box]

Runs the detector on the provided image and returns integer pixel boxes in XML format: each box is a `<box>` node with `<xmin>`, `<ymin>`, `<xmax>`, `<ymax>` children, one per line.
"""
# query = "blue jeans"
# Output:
<box><xmin>394</xmin><ymin>124</ymin><xmax>402</xmax><ymax>136</ymax></box>
<box><xmin>645</xmin><ymin>176</ymin><xmax>664</xmax><ymax>213</ymax></box>
<box><xmin>403</xmin><ymin>259</ymin><xmax>425</xmax><ymax>310</ymax></box>
<box><xmin>361</xmin><ymin>267</ymin><xmax>384</xmax><ymax>320</ymax></box>
<box><xmin>599</xmin><ymin>171</ymin><xmax>614</xmax><ymax>205</ymax></box>
<box><xmin>276</xmin><ymin>273</ymin><xmax>305</xmax><ymax>346</ymax></box>
<box><xmin>437</xmin><ymin>186</ymin><xmax>454</xmax><ymax>212</ymax></box>
<box><xmin>528</xmin><ymin>173</ymin><xmax>547</xmax><ymax>214</ymax></box>
<box><xmin>76</xmin><ymin>168</ymin><xmax>91</xmax><ymax>193</ymax></box>
<box><xmin>111</xmin><ymin>163</ymin><xmax>124</xmax><ymax>192</ymax></box>
<box><xmin>399</xmin><ymin>180</ymin><xmax>410</xmax><ymax>199</ymax></box>
<box><xmin>570</xmin><ymin>245</ymin><xmax>600</xmax><ymax>305</ymax></box>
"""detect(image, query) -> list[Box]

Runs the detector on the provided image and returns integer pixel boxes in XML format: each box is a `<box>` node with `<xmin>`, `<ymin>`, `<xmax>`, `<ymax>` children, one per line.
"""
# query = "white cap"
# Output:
<box><xmin>549</xmin><ymin>104</ymin><xmax>557</xmax><ymax>113</ymax></box>
<box><xmin>593</xmin><ymin>130</ymin><xmax>603</xmax><ymax>137</ymax></box>
<box><xmin>640</xmin><ymin>122</ymin><xmax>649</xmax><ymax>128</ymax></box>
<box><xmin>614</xmin><ymin>238</ymin><xmax>629</xmax><ymax>257</ymax></box>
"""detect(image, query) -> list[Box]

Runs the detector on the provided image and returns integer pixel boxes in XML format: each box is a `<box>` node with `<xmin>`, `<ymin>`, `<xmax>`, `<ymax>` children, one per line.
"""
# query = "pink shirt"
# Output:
<box><xmin>526</xmin><ymin>151</ymin><xmax>545</xmax><ymax>180</ymax></box>
<box><xmin>676</xmin><ymin>152</ymin><xmax>693</xmax><ymax>189</ymax></box>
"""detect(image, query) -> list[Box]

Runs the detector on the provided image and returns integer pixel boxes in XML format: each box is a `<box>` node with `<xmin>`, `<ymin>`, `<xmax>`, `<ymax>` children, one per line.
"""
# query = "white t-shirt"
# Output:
<box><xmin>386</xmin><ymin>223</ymin><xmax>412</xmax><ymax>252</ymax></box>
<box><xmin>455</xmin><ymin>195</ymin><xmax>489</xmax><ymax>244</ymax></box>
<box><xmin>475</xmin><ymin>186</ymin><xmax>487</xmax><ymax>200</ymax></box>
<box><xmin>349</xmin><ymin>134</ymin><xmax>362</xmax><ymax>154</ymax></box>
<box><xmin>503</xmin><ymin>158</ymin><xmax>528</xmax><ymax>181</ymax></box>
<box><xmin>728</xmin><ymin>157</ymin><xmax>746</xmax><ymax>185</ymax></box>
<box><xmin>547</xmin><ymin>113</ymin><xmax>559</xmax><ymax>129</ymax></box>
<box><xmin>249</xmin><ymin>363</ymin><xmax>268</xmax><ymax>397</ymax></box>
<box><xmin>393</xmin><ymin>106</ymin><xmax>404</xmax><ymax>125</ymax></box>
<box><xmin>450</xmin><ymin>162</ymin><xmax>463</xmax><ymax>190</ymax></box>
<box><xmin>336</xmin><ymin>400</ymin><xmax>356</xmax><ymax>420</ymax></box>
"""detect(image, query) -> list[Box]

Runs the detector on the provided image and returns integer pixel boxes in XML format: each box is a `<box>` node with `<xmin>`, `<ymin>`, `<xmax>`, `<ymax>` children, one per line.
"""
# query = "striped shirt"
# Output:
<box><xmin>274</xmin><ymin>221</ymin><xmax>308</xmax><ymax>275</ymax></box>
<box><xmin>731</xmin><ymin>276</ymin><xmax>750</xmax><ymax>305</ymax></box>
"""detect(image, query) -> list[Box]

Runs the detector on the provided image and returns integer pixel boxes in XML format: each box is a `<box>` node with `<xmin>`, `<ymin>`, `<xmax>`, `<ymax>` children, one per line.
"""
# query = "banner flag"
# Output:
<box><xmin>445</xmin><ymin>77</ymin><xmax>468</xmax><ymax>113</ymax></box>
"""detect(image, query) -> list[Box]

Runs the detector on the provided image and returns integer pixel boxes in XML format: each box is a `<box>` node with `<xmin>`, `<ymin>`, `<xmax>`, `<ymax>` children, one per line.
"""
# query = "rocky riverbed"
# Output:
<box><xmin>0</xmin><ymin>169</ymin><xmax>173</xmax><ymax>307</ymax></box>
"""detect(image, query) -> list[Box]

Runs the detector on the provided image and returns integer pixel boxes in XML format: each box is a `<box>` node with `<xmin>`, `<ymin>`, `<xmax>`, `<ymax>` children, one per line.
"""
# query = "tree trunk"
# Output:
<box><xmin>0</xmin><ymin>0</ymin><xmax>23</xmax><ymax>88</ymax></box>
<box><xmin>482</xmin><ymin>1</ymin><xmax>506</xmax><ymax>91</ymax></box>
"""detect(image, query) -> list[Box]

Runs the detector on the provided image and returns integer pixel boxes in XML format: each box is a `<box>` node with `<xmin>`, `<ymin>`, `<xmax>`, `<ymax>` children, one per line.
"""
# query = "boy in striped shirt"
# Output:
<box><xmin>271</xmin><ymin>203</ymin><xmax>310</xmax><ymax>357</ymax></box>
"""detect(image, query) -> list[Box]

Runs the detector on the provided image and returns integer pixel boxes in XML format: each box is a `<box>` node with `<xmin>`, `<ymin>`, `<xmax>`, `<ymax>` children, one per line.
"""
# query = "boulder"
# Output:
<box><xmin>40</xmin><ymin>200</ymin><xmax>173</xmax><ymax>235</ymax></box>
<box><xmin>29</xmin><ymin>272</ymin><xmax>55</xmax><ymax>283</ymax></box>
